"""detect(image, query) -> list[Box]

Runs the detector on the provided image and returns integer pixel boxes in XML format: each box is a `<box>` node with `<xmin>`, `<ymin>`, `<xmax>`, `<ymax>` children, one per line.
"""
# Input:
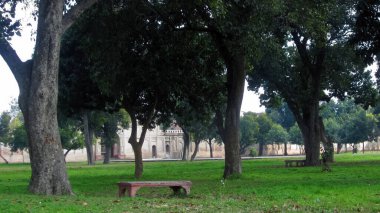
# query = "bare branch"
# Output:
<box><xmin>62</xmin><ymin>0</ymin><xmax>100</xmax><ymax>33</ymax></box>
<box><xmin>0</xmin><ymin>39</ymin><xmax>25</xmax><ymax>81</ymax></box>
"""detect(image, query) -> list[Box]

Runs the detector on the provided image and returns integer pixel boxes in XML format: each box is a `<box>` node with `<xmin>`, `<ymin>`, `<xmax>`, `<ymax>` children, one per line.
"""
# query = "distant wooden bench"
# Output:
<box><xmin>284</xmin><ymin>159</ymin><xmax>306</xmax><ymax>167</ymax></box>
<box><xmin>117</xmin><ymin>181</ymin><xmax>192</xmax><ymax>197</ymax></box>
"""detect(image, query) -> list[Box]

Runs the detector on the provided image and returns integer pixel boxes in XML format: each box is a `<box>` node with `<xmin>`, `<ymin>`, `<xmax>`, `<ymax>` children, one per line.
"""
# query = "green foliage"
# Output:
<box><xmin>59</xmin><ymin>117</ymin><xmax>84</xmax><ymax>153</ymax></box>
<box><xmin>0</xmin><ymin>0</ymin><xmax>22</xmax><ymax>41</ymax></box>
<box><xmin>265</xmin><ymin>123</ymin><xmax>288</xmax><ymax>144</ymax></box>
<box><xmin>266</xmin><ymin>103</ymin><xmax>295</xmax><ymax>131</ymax></box>
<box><xmin>239</xmin><ymin>112</ymin><xmax>259</xmax><ymax>154</ymax></box>
<box><xmin>288</xmin><ymin>125</ymin><xmax>303</xmax><ymax>145</ymax></box>
<box><xmin>94</xmin><ymin>110</ymin><xmax>130</xmax><ymax>148</ymax></box>
<box><xmin>1</xmin><ymin>153</ymin><xmax>380</xmax><ymax>212</ymax></box>
<box><xmin>351</xmin><ymin>0</ymin><xmax>380</xmax><ymax>64</ymax></box>
<box><xmin>249</xmin><ymin>147</ymin><xmax>257</xmax><ymax>157</ymax></box>
<box><xmin>0</xmin><ymin>112</ymin><xmax>11</xmax><ymax>143</ymax></box>
<box><xmin>321</xmin><ymin>99</ymin><xmax>379</xmax><ymax>145</ymax></box>
<box><xmin>0</xmin><ymin>104</ymin><xmax>28</xmax><ymax>152</ymax></box>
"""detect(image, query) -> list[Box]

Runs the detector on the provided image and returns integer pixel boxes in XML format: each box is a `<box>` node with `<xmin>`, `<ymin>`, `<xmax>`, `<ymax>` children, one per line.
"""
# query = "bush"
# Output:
<box><xmin>249</xmin><ymin>147</ymin><xmax>257</xmax><ymax>157</ymax></box>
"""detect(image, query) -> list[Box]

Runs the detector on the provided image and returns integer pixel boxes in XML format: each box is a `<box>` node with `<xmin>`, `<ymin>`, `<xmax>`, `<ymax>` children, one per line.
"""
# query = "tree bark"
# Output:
<box><xmin>284</xmin><ymin>142</ymin><xmax>288</xmax><ymax>156</ymax></box>
<box><xmin>0</xmin><ymin>0</ymin><xmax>99</xmax><ymax>195</ymax></box>
<box><xmin>181</xmin><ymin>128</ymin><xmax>190</xmax><ymax>161</ymax></box>
<box><xmin>258</xmin><ymin>142</ymin><xmax>265</xmax><ymax>156</ymax></box>
<box><xmin>127</xmin><ymin>106</ymin><xmax>155</xmax><ymax>179</ymax></box>
<box><xmin>83</xmin><ymin>112</ymin><xmax>95</xmax><ymax>165</ymax></box>
<box><xmin>212</xmin><ymin>37</ymin><xmax>245</xmax><ymax>179</ymax></box>
<box><xmin>23</xmin><ymin>0</ymin><xmax>72</xmax><ymax>195</ymax></box>
<box><xmin>131</xmin><ymin>143</ymin><xmax>143</xmax><ymax>178</ymax></box>
<box><xmin>103</xmin><ymin>144</ymin><xmax>111</xmax><ymax>164</ymax></box>
<box><xmin>289</xmin><ymin>102</ymin><xmax>321</xmax><ymax>166</ymax></box>
<box><xmin>190</xmin><ymin>140</ymin><xmax>201</xmax><ymax>161</ymax></box>
<box><xmin>208</xmin><ymin>138</ymin><xmax>213</xmax><ymax>158</ymax></box>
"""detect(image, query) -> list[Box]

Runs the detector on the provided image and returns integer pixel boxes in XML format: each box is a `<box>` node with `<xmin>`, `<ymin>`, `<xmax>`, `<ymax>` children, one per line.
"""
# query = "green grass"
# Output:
<box><xmin>1</xmin><ymin>152</ymin><xmax>380</xmax><ymax>212</ymax></box>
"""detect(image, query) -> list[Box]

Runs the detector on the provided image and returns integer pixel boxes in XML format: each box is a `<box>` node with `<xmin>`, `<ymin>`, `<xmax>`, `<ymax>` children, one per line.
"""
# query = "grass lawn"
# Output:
<box><xmin>1</xmin><ymin>152</ymin><xmax>380</xmax><ymax>212</ymax></box>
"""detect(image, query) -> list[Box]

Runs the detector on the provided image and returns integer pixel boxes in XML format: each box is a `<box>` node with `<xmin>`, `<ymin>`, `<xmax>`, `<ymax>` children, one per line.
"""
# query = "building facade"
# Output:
<box><xmin>0</xmin><ymin>125</ymin><xmax>225</xmax><ymax>163</ymax></box>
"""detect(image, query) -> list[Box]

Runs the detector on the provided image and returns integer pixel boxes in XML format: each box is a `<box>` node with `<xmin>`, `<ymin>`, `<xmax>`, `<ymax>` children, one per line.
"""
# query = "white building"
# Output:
<box><xmin>0</xmin><ymin>125</ymin><xmax>225</xmax><ymax>163</ymax></box>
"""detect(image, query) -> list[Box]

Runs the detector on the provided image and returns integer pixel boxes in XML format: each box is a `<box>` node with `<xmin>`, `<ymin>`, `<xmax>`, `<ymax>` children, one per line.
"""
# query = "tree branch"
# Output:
<box><xmin>0</xmin><ymin>39</ymin><xmax>26</xmax><ymax>83</ymax></box>
<box><xmin>62</xmin><ymin>0</ymin><xmax>100</xmax><ymax>33</ymax></box>
<box><xmin>291</xmin><ymin>31</ymin><xmax>313</xmax><ymax>69</ymax></box>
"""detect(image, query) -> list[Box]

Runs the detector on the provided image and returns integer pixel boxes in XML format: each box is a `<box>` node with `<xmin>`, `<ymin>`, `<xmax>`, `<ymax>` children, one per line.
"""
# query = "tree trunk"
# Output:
<box><xmin>337</xmin><ymin>143</ymin><xmax>343</xmax><ymax>154</ymax></box>
<box><xmin>212</xmin><ymin>36</ymin><xmax>245</xmax><ymax>179</ymax></box>
<box><xmin>299</xmin><ymin>123</ymin><xmax>321</xmax><ymax>166</ymax></box>
<box><xmin>127</xmin><ymin>108</ymin><xmax>154</xmax><ymax>179</ymax></box>
<box><xmin>288</xmin><ymin>97</ymin><xmax>321</xmax><ymax>166</ymax></box>
<box><xmin>181</xmin><ymin>128</ymin><xmax>190</xmax><ymax>161</ymax></box>
<box><xmin>20</xmin><ymin>0</ymin><xmax>73</xmax><ymax>195</ymax></box>
<box><xmin>258</xmin><ymin>142</ymin><xmax>264</xmax><ymax>156</ymax></box>
<box><xmin>0</xmin><ymin>153</ymin><xmax>9</xmax><ymax>164</ymax></box>
<box><xmin>190</xmin><ymin>140</ymin><xmax>201</xmax><ymax>161</ymax></box>
<box><xmin>208</xmin><ymin>139</ymin><xmax>213</xmax><ymax>158</ymax></box>
<box><xmin>0</xmin><ymin>144</ymin><xmax>8</xmax><ymax>164</ymax></box>
<box><xmin>103</xmin><ymin>144</ymin><xmax>111</xmax><ymax>164</ymax></box>
<box><xmin>362</xmin><ymin>142</ymin><xmax>365</xmax><ymax>154</ymax></box>
<box><xmin>83</xmin><ymin>112</ymin><xmax>95</xmax><ymax>165</ymax></box>
<box><xmin>284</xmin><ymin>142</ymin><xmax>288</xmax><ymax>156</ymax></box>
<box><xmin>0</xmin><ymin>0</ymin><xmax>99</xmax><ymax>195</ymax></box>
<box><xmin>64</xmin><ymin>149</ymin><xmax>71</xmax><ymax>163</ymax></box>
<box><xmin>132</xmin><ymin>143</ymin><xmax>143</xmax><ymax>178</ymax></box>
<box><xmin>319</xmin><ymin>117</ymin><xmax>334</xmax><ymax>162</ymax></box>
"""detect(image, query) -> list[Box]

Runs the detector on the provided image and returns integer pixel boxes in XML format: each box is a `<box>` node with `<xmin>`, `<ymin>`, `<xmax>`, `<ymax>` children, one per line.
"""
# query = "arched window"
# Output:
<box><xmin>152</xmin><ymin>145</ymin><xmax>157</xmax><ymax>158</ymax></box>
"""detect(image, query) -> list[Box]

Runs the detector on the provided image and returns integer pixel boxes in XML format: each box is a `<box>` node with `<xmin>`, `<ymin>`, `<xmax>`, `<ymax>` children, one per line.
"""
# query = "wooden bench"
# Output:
<box><xmin>284</xmin><ymin>159</ymin><xmax>306</xmax><ymax>167</ymax></box>
<box><xmin>117</xmin><ymin>181</ymin><xmax>192</xmax><ymax>197</ymax></box>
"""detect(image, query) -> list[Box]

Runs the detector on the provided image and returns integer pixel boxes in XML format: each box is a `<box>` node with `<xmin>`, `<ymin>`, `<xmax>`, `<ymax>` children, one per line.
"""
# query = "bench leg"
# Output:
<box><xmin>170</xmin><ymin>186</ymin><xmax>182</xmax><ymax>195</ymax></box>
<box><xmin>127</xmin><ymin>186</ymin><xmax>140</xmax><ymax>197</ymax></box>
<box><xmin>182</xmin><ymin>186</ymin><xmax>191</xmax><ymax>195</ymax></box>
<box><xmin>118</xmin><ymin>185</ymin><xmax>127</xmax><ymax>197</ymax></box>
<box><xmin>170</xmin><ymin>186</ymin><xmax>191</xmax><ymax>195</ymax></box>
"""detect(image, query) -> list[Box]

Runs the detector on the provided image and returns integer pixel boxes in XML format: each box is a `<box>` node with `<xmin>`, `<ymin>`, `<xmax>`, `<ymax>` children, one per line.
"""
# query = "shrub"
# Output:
<box><xmin>249</xmin><ymin>147</ymin><xmax>257</xmax><ymax>157</ymax></box>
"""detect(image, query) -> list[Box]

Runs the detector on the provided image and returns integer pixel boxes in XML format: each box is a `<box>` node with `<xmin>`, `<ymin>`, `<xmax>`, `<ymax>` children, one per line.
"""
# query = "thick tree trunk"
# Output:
<box><xmin>103</xmin><ymin>144</ymin><xmax>111</xmax><ymax>164</ymax></box>
<box><xmin>21</xmin><ymin>0</ymin><xmax>73</xmax><ymax>195</ymax></box>
<box><xmin>190</xmin><ymin>140</ymin><xmax>201</xmax><ymax>161</ymax></box>
<box><xmin>292</xmin><ymin>104</ymin><xmax>321</xmax><ymax>166</ymax></box>
<box><xmin>181</xmin><ymin>128</ymin><xmax>190</xmax><ymax>161</ymax></box>
<box><xmin>222</xmin><ymin>54</ymin><xmax>245</xmax><ymax>178</ymax></box>
<box><xmin>211</xmin><ymin>35</ymin><xmax>245</xmax><ymax>179</ymax></box>
<box><xmin>0</xmin><ymin>0</ymin><xmax>99</xmax><ymax>196</ymax></box>
<box><xmin>83</xmin><ymin>112</ymin><xmax>95</xmax><ymax>165</ymax></box>
<box><xmin>299</xmin><ymin>121</ymin><xmax>321</xmax><ymax>166</ymax></box>
<box><xmin>208</xmin><ymin>138</ymin><xmax>213</xmax><ymax>158</ymax></box>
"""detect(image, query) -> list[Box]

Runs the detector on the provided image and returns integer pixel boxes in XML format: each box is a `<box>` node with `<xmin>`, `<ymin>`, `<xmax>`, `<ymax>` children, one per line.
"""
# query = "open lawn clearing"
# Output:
<box><xmin>0</xmin><ymin>152</ymin><xmax>380</xmax><ymax>212</ymax></box>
